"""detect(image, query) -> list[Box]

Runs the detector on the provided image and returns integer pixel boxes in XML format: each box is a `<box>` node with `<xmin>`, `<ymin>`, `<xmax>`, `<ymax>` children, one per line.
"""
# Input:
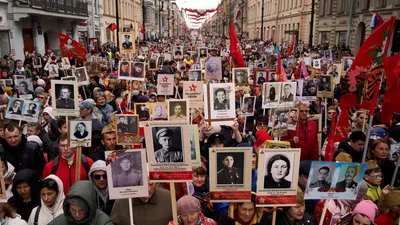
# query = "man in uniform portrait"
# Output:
<box><xmin>56</xmin><ymin>86</ymin><xmax>74</xmax><ymax>109</ymax></box>
<box><xmin>217</xmin><ymin>154</ymin><xmax>243</xmax><ymax>184</ymax></box>
<box><xmin>117</xmin><ymin>116</ymin><xmax>129</xmax><ymax>132</ymax></box>
<box><xmin>122</xmin><ymin>35</ymin><xmax>132</xmax><ymax>49</ymax></box>
<box><xmin>154</xmin><ymin>128</ymin><xmax>183</xmax><ymax>163</ymax></box>
<box><xmin>281</xmin><ymin>83</ymin><xmax>294</xmax><ymax>102</ymax></box>
<box><xmin>335</xmin><ymin>166</ymin><xmax>358</xmax><ymax>189</ymax></box>
<box><xmin>169</xmin><ymin>103</ymin><xmax>187</xmax><ymax>121</ymax></box>
<box><xmin>309</xmin><ymin>166</ymin><xmax>331</xmax><ymax>188</ymax></box>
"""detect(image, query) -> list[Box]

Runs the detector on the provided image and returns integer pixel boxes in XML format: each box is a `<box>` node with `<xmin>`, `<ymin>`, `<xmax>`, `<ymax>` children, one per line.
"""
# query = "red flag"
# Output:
<box><xmin>229</xmin><ymin>20</ymin><xmax>245</xmax><ymax>68</ymax></box>
<box><xmin>381</xmin><ymin>55</ymin><xmax>400</xmax><ymax>123</ymax></box>
<box><xmin>277</xmin><ymin>54</ymin><xmax>288</xmax><ymax>82</ymax></box>
<box><xmin>334</xmin><ymin>16</ymin><xmax>396</xmax><ymax>142</ymax></box>
<box><xmin>58</xmin><ymin>32</ymin><xmax>88</xmax><ymax>60</ymax></box>
<box><xmin>325</xmin><ymin>112</ymin><xmax>338</xmax><ymax>161</ymax></box>
<box><xmin>108</xmin><ymin>23</ymin><xmax>117</xmax><ymax>31</ymax></box>
<box><xmin>286</xmin><ymin>36</ymin><xmax>295</xmax><ymax>57</ymax></box>
<box><xmin>236</xmin><ymin>9</ymin><xmax>242</xmax><ymax>20</ymax></box>
<box><xmin>376</xmin><ymin>12</ymin><xmax>385</xmax><ymax>28</ymax></box>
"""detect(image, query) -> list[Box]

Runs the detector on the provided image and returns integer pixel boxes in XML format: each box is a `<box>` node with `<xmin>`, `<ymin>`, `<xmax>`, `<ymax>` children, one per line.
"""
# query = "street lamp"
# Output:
<box><xmin>261</xmin><ymin>0</ymin><xmax>264</xmax><ymax>40</ymax></box>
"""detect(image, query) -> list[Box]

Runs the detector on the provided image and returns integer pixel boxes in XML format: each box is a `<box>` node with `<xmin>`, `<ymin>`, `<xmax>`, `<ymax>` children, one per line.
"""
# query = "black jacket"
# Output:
<box><xmin>0</xmin><ymin>136</ymin><xmax>45</xmax><ymax>176</ymax></box>
<box><xmin>264</xmin><ymin>175</ymin><xmax>291</xmax><ymax>189</ymax></box>
<box><xmin>335</xmin><ymin>140</ymin><xmax>363</xmax><ymax>162</ymax></box>
<box><xmin>276</xmin><ymin>211</ymin><xmax>315</xmax><ymax>225</ymax></box>
<box><xmin>8</xmin><ymin>169</ymin><xmax>40</xmax><ymax>221</ymax></box>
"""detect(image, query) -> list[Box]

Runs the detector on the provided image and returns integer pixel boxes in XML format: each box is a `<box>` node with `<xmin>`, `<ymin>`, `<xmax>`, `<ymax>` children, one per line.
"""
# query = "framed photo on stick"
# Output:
<box><xmin>262</xmin><ymin>82</ymin><xmax>281</xmax><ymax>109</ymax></box>
<box><xmin>168</xmin><ymin>99</ymin><xmax>189</xmax><ymax>122</ymax></box>
<box><xmin>51</xmin><ymin>80</ymin><xmax>79</xmax><ymax>116</ymax></box>
<box><xmin>68</xmin><ymin>120</ymin><xmax>92</xmax><ymax>147</ymax></box>
<box><xmin>144</xmin><ymin>125</ymin><xmax>192</xmax><ymax>182</ymax></box>
<box><xmin>203</xmin><ymin>83</ymin><xmax>236</xmax><ymax>126</ymax></box>
<box><xmin>317</xmin><ymin>75</ymin><xmax>334</xmax><ymax>98</ymax></box>
<box><xmin>256</xmin><ymin>148</ymin><xmax>301</xmax><ymax>207</ymax></box>
<box><xmin>105</xmin><ymin>149</ymin><xmax>149</xmax><ymax>199</ymax></box>
<box><xmin>116</xmin><ymin>115</ymin><xmax>140</xmax><ymax>145</ymax></box>
<box><xmin>233</xmin><ymin>67</ymin><xmax>250</xmax><ymax>86</ymax></box>
<box><xmin>209</xmin><ymin>147</ymin><xmax>252</xmax><ymax>202</ymax></box>
<box><xmin>119</xmin><ymin>32</ymin><xmax>136</xmax><ymax>54</ymax></box>
<box><xmin>74</xmin><ymin>67</ymin><xmax>90</xmax><ymax>86</ymax></box>
<box><xmin>189</xmin><ymin>125</ymin><xmax>201</xmax><ymax>169</ymax></box>
<box><xmin>5</xmin><ymin>97</ymin><xmax>42</xmax><ymax>122</ymax></box>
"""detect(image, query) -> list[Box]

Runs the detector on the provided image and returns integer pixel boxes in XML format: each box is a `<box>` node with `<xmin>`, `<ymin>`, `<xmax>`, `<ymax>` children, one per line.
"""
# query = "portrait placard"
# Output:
<box><xmin>61</xmin><ymin>76</ymin><xmax>76</xmax><ymax>81</ymax></box>
<box><xmin>15</xmin><ymin>79</ymin><xmax>34</xmax><ymax>100</ymax></box>
<box><xmin>317</xmin><ymin>75</ymin><xmax>334</xmax><ymax>98</ymax></box>
<box><xmin>5</xmin><ymin>97</ymin><xmax>42</xmax><ymax>122</ymax></box>
<box><xmin>262</xmin><ymin>82</ymin><xmax>281</xmax><ymax>109</ymax></box>
<box><xmin>32</xmin><ymin>57</ymin><xmax>42</xmax><ymax>69</ymax></box>
<box><xmin>299</xmin><ymin>79</ymin><xmax>317</xmax><ymax>101</ymax></box>
<box><xmin>150</xmin><ymin>103</ymin><xmax>168</xmax><ymax>121</ymax></box>
<box><xmin>157</xmin><ymin>74</ymin><xmax>174</xmax><ymax>96</ymax></box>
<box><xmin>183</xmin><ymin>81</ymin><xmax>204</xmax><ymax>109</ymax></box>
<box><xmin>51</xmin><ymin>80</ymin><xmax>79</xmax><ymax>116</ymax></box>
<box><xmin>148</xmin><ymin>58</ymin><xmax>158</xmax><ymax>71</ymax></box>
<box><xmin>0</xmin><ymin>79</ymin><xmax>13</xmax><ymax>89</ymax></box>
<box><xmin>308</xmin><ymin>114</ymin><xmax>322</xmax><ymax>132</ymax></box>
<box><xmin>174</xmin><ymin>46</ymin><xmax>183</xmax><ymax>59</ymax></box>
<box><xmin>287</xmin><ymin>108</ymin><xmax>299</xmax><ymax>131</ymax></box>
<box><xmin>203</xmin><ymin>83</ymin><xmax>236</xmax><ymax>125</ymax></box>
<box><xmin>342</xmin><ymin>57</ymin><xmax>355</xmax><ymax>74</ymax></box>
<box><xmin>327</xmin><ymin>63</ymin><xmax>341</xmax><ymax>85</ymax></box>
<box><xmin>119</xmin><ymin>32</ymin><xmax>136</xmax><ymax>54</ymax></box>
<box><xmin>205</xmin><ymin>57</ymin><xmax>222</xmax><ymax>81</ymax></box>
<box><xmin>198</xmin><ymin>47</ymin><xmax>208</xmax><ymax>58</ymax></box>
<box><xmin>189</xmin><ymin>125</ymin><xmax>201</xmax><ymax>168</ymax></box>
<box><xmin>256</xmin><ymin>148</ymin><xmax>301</xmax><ymax>207</ymax></box>
<box><xmin>84</xmin><ymin>62</ymin><xmax>101</xmax><ymax>77</ymax></box>
<box><xmin>134</xmin><ymin>103</ymin><xmax>151</xmax><ymax>121</ymax></box>
<box><xmin>264</xmin><ymin>140</ymin><xmax>291</xmax><ymax>148</ymax></box>
<box><xmin>68</xmin><ymin>120</ymin><xmax>92</xmax><ymax>147</ymax></box>
<box><xmin>48</xmin><ymin>64</ymin><xmax>59</xmax><ymax>77</ymax></box>
<box><xmin>313</xmin><ymin>59</ymin><xmax>321</xmax><ymax>69</ymax></box>
<box><xmin>116</xmin><ymin>115</ymin><xmax>140</xmax><ymax>145</ymax></box>
<box><xmin>209</xmin><ymin>147</ymin><xmax>252</xmax><ymax>202</ymax></box>
<box><xmin>189</xmin><ymin>69</ymin><xmax>202</xmax><ymax>81</ymax></box>
<box><xmin>242</xmin><ymin>96</ymin><xmax>256</xmax><ymax>116</ymax></box>
<box><xmin>233</xmin><ymin>68</ymin><xmax>250</xmax><ymax>86</ymax></box>
<box><xmin>305</xmin><ymin>162</ymin><xmax>367</xmax><ymax>200</ymax></box>
<box><xmin>74</xmin><ymin>67</ymin><xmax>90</xmax><ymax>86</ymax></box>
<box><xmin>254</xmin><ymin>69</ymin><xmax>267</xmax><ymax>85</ymax></box>
<box><xmin>118</xmin><ymin>61</ymin><xmax>131</xmax><ymax>79</ymax></box>
<box><xmin>105</xmin><ymin>149</ymin><xmax>149</xmax><ymax>199</ymax></box>
<box><xmin>0</xmin><ymin>170</ymin><xmax>7</xmax><ymax>199</ymax></box>
<box><xmin>389</xmin><ymin>143</ymin><xmax>400</xmax><ymax>161</ymax></box>
<box><xmin>119</xmin><ymin>62</ymin><xmax>145</xmax><ymax>81</ymax></box>
<box><xmin>168</xmin><ymin>99</ymin><xmax>189</xmax><ymax>122</ymax></box>
<box><xmin>272</xmin><ymin>108</ymin><xmax>290</xmax><ymax>137</ymax></box>
<box><xmin>144</xmin><ymin>125</ymin><xmax>192</xmax><ymax>182</ymax></box>
<box><xmin>61</xmin><ymin>57</ymin><xmax>71</xmax><ymax>69</ymax></box>
<box><xmin>280</xmin><ymin>82</ymin><xmax>296</xmax><ymax>107</ymax></box>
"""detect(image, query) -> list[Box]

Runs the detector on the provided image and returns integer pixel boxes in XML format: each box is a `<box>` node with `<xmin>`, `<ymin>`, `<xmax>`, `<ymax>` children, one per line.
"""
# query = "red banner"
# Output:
<box><xmin>58</xmin><ymin>32</ymin><xmax>88</xmax><ymax>60</ymax></box>
<box><xmin>256</xmin><ymin>195</ymin><xmax>297</xmax><ymax>205</ymax></box>
<box><xmin>381</xmin><ymin>55</ymin><xmax>400</xmax><ymax>123</ymax></box>
<box><xmin>210</xmin><ymin>191</ymin><xmax>251</xmax><ymax>201</ymax></box>
<box><xmin>149</xmin><ymin>171</ymin><xmax>192</xmax><ymax>181</ymax></box>
<box><xmin>229</xmin><ymin>20</ymin><xmax>245</xmax><ymax>68</ymax></box>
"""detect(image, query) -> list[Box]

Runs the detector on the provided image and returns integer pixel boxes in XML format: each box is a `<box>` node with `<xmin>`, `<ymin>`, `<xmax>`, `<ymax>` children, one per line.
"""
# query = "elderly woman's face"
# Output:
<box><xmin>180</xmin><ymin>211</ymin><xmax>200</xmax><ymax>225</ymax></box>
<box><xmin>77</xmin><ymin>124</ymin><xmax>85</xmax><ymax>132</ymax></box>
<box><xmin>270</xmin><ymin>159</ymin><xmax>288</xmax><ymax>181</ymax></box>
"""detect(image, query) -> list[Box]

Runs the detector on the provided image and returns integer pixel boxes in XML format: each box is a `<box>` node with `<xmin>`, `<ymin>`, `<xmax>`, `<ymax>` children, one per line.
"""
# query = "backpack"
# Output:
<box><xmin>34</xmin><ymin>205</ymin><xmax>41</xmax><ymax>225</ymax></box>
<box><xmin>50</xmin><ymin>155</ymin><xmax>90</xmax><ymax>175</ymax></box>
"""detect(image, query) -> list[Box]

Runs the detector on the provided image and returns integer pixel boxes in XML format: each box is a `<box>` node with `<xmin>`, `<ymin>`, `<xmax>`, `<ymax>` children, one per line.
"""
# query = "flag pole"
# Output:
<box><xmin>115</xmin><ymin>0</ymin><xmax>120</xmax><ymax>48</ymax></box>
<box><xmin>361</xmin><ymin>116</ymin><xmax>374</xmax><ymax>163</ymax></box>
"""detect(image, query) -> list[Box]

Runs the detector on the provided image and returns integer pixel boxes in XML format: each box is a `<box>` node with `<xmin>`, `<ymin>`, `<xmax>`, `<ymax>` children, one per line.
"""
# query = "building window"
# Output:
<box><xmin>338</xmin><ymin>31</ymin><xmax>347</xmax><ymax>47</ymax></box>
<box><xmin>325</xmin><ymin>0</ymin><xmax>332</xmax><ymax>15</ymax></box>
<box><xmin>395</xmin><ymin>0</ymin><xmax>400</xmax><ymax>6</ymax></box>
<box><xmin>376</xmin><ymin>0</ymin><xmax>387</xmax><ymax>8</ymax></box>
<box><xmin>359</xmin><ymin>0</ymin><xmax>370</xmax><ymax>10</ymax></box>
<box><xmin>320</xmin><ymin>31</ymin><xmax>330</xmax><ymax>44</ymax></box>
<box><xmin>319</xmin><ymin>0</ymin><xmax>325</xmax><ymax>15</ymax></box>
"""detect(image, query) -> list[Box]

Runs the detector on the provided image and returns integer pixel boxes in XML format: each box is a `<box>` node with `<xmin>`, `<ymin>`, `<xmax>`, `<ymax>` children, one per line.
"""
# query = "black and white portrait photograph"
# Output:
<box><xmin>342</xmin><ymin>57</ymin><xmax>355</xmax><ymax>73</ymax></box>
<box><xmin>168</xmin><ymin>100</ymin><xmax>189</xmax><ymax>122</ymax></box>
<box><xmin>242</xmin><ymin>96</ymin><xmax>256</xmax><ymax>116</ymax></box>
<box><xmin>22</xmin><ymin>101</ymin><xmax>41</xmax><ymax>119</ymax></box>
<box><xmin>256</xmin><ymin>71</ymin><xmax>267</xmax><ymax>85</ymax></box>
<box><xmin>158</xmin><ymin>56</ymin><xmax>164</xmax><ymax>66</ymax></box>
<box><xmin>317</xmin><ymin>75</ymin><xmax>333</xmax><ymax>98</ymax></box>
<box><xmin>189</xmin><ymin>69</ymin><xmax>202</xmax><ymax>81</ymax></box>
<box><xmin>205</xmin><ymin>57</ymin><xmax>222</xmax><ymax>81</ymax></box>
<box><xmin>313</xmin><ymin>59</ymin><xmax>321</xmax><ymax>69</ymax></box>
<box><xmin>106</xmin><ymin>149</ymin><xmax>149</xmax><ymax>199</ymax></box>
<box><xmin>262</xmin><ymin>82</ymin><xmax>281</xmax><ymax>108</ymax></box>
<box><xmin>54</xmin><ymin>84</ymin><xmax>75</xmax><ymax>109</ymax></box>
<box><xmin>233</xmin><ymin>68</ymin><xmax>250</xmax><ymax>85</ymax></box>
<box><xmin>32</xmin><ymin>57</ymin><xmax>42</xmax><ymax>69</ymax></box>
<box><xmin>308</xmin><ymin>164</ymin><xmax>335</xmax><ymax>189</ymax></box>
<box><xmin>273</xmin><ymin>108</ymin><xmax>289</xmax><ymax>134</ymax></box>
<box><xmin>198</xmin><ymin>47</ymin><xmax>208</xmax><ymax>58</ymax></box>
<box><xmin>280</xmin><ymin>82</ymin><xmax>296</xmax><ymax>104</ymax></box>
<box><xmin>213</xmin><ymin>87</ymin><xmax>230</xmax><ymax>110</ymax></box>
<box><xmin>51</xmin><ymin>80</ymin><xmax>79</xmax><ymax>115</ymax></box>
<box><xmin>116</xmin><ymin>115</ymin><xmax>140</xmax><ymax>145</ymax></box>
<box><xmin>263</xmin><ymin>153</ymin><xmax>294</xmax><ymax>189</ymax></box>
<box><xmin>111</xmin><ymin>151</ymin><xmax>143</xmax><ymax>187</ymax></box>
<box><xmin>68</xmin><ymin>120</ymin><xmax>92</xmax><ymax>147</ymax></box>
<box><xmin>0</xmin><ymin>79</ymin><xmax>13</xmax><ymax>89</ymax></box>
<box><xmin>189</xmin><ymin>125</ymin><xmax>201</xmax><ymax>168</ymax></box>
<box><xmin>301</xmin><ymin>79</ymin><xmax>318</xmax><ymax>101</ymax></box>
<box><xmin>151</xmin><ymin>103</ymin><xmax>167</xmax><ymax>121</ymax></box>
<box><xmin>15</xmin><ymin>79</ymin><xmax>34</xmax><ymax>100</ymax></box>
<box><xmin>135</xmin><ymin>103</ymin><xmax>150</xmax><ymax>121</ymax></box>
<box><xmin>130</xmin><ymin>62</ymin><xmax>145</xmax><ymax>81</ymax></box>
<box><xmin>324</xmin><ymin>50</ymin><xmax>332</xmax><ymax>60</ymax></box>
<box><xmin>148</xmin><ymin>58</ymin><xmax>158</xmax><ymax>71</ymax></box>
<box><xmin>151</xmin><ymin>126</ymin><xmax>184</xmax><ymax>163</ymax></box>
<box><xmin>74</xmin><ymin>67</ymin><xmax>89</xmax><ymax>86</ymax></box>
<box><xmin>335</xmin><ymin>165</ymin><xmax>361</xmax><ymax>189</ymax></box>
<box><xmin>7</xmin><ymin>98</ymin><xmax>24</xmax><ymax>115</ymax></box>
<box><xmin>287</xmin><ymin>108</ymin><xmax>298</xmax><ymax>131</ymax></box>
<box><xmin>48</xmin><ymin>64</ymin><xmax>59</xmax><ymax>77</ymax></box>
<box><xmin>216</xmin><ymin>152</ymin><xmax>244</xmax><ymax>185</ymax></box>
<box><xmin>119</xmin><ymin>32</ymin><xmax>135</xmax><ymax>54</ymax></box>
<box><xmin>204</xmin><ymin>83</ymin><xmax>236</xmax><ymax>123</ymax></box>
<box><xmin>328</xmin><ymin>63</ymin><xmax>341</xmax><ymax>84</ymax></box>
<box><xmin>118</xmin><ymin>61</ymin><xmax>131</xmax><ymax>78</ymax></box>
<box><xmin>62</xmin><ymin>57</ymin><xmax>71</xmax><ymax>69</ymax></box>
<box><xmin>174</xmin><ymin>46</ymin><xmax>183</xmax><ymax>59</ymax></box>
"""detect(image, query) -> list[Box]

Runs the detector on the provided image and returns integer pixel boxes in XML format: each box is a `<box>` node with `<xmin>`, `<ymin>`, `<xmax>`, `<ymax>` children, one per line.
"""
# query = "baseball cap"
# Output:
<box><xmin>79</xmin><ymin>100</ymin><xmax>94</xmax><ymax>109</ymax></box>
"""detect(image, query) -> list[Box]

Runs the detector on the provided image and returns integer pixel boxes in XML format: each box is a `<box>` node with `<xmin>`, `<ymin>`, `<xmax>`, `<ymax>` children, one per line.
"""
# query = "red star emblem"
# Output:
<box><xmin>189</xmin><ymin>83</ymin><xmax>197</xmax><ymax>91</ymax></box>
<box><xmin>258</xmin><ymin>197</ymin><xmax>266</xmax><ymax>204</ymax></box>
<box><xmin>153</xmin><ymin>173</ymin><xmax>160</xmax><ymax>179</ymax></box>
<box><xmin>162</xmin><ymin>76</ymin><xmax>168</xmax><ymax>82</ymax></box>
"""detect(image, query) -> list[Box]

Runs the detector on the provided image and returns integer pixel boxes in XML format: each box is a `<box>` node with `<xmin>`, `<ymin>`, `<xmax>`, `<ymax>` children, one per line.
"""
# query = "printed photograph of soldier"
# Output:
<box><xmin>343</xmin><ymin>57</ymin><xmax>354</xmax><ymax>72</ymax></box>
<box><xmin>122</xmin><ymin>34</ymin><xmax>133</xmax><ymax>50</ymax></box>
<box><xmin>75</xmin><ymin>67</ymin><xmax>89</xmax><ymax>83</ymax></box>
<box><xmin>8</xmin><ymin>98</ymin><xmax>24</xmax><ymax>115</ymax></box>
<box><xmin>309</xmin><ymin>164</ymin><xmax>334</xmax><ymax>189</ymax></box>
<box><xmin>234</xmin><ymin>69</ymin><xmax>249</xmax><ymax>85</ymax></box>
<box><xmin>335</xmin><ymin>165</ymin><xmax>360</xmax><ymax>189</ymax></box>
<box><xmin>33</xmin><ymin>57</ymin><xmax>42</xmax><ymax>68</ymax></box>
<box><xmin>117</xmin><ymin>116</ymin><xmax>129</xmax><ymax>132</ymax></box>
<box><xmin>152</xmin><ymin>127</ymin><xmax>184</xmax><ymax>163</ymax></box>
<box><xmin>119</xmin><ymin>61</ymin><xmax>131</xmax><ymax>78</ymax></box>
<box><xmin>149</xmin><ymin>58</ymin><xmax>158</xmax><ymax>70</ymax></box>
<box><xmin>213</xmin><ymin>88</ymin><xmax>230</xmax><ymax>110</ymax></box>
<box><xmin>189</xmin><ymin>70</ymin><xmax>202</xmax><ymax>81</ymax></box>
<box><xmin>152</xmin><ymin>104</ymin><xmax>167</xmax><ymax>120</ymax></box>
<box><xmin>169</xmin><ymin>101</ymin><xmax>188</xmax><ymax>121</ymax></box>
<box><xmin>111</xmin><ymin>152</ymin><xmax>143</xmax><ymax>187</ymax></box>
<box><xmin>55</xmin><ymin>84</ymin><xmax>75</xmax><ymax>109</ymax></box>
<box><xmin>216</xmin><ymin>152</ymin><xmax>244</xmax><ymax>185</ymax></box>
<box><xmin>256</xmin><ymin>71</ymin><xmax>267</xmax><ymax>84</ymax></box>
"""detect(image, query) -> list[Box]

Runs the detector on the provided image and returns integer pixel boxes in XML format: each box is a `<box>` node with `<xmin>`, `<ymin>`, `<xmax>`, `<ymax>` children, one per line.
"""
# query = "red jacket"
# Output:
<box><xmin>42</xmin><ymin>154</ymin><xmax>94</xmax><ymax>195</ymax></box>
<box><xmin>283</xmin><ymin>119</ymin><xmax>319</xmax><ymax>160</ymax></box>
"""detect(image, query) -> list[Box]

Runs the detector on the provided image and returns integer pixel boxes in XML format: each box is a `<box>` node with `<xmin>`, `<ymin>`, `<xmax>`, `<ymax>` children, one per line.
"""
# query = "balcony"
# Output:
<box><xmin>14</xmin><ymin>0</ymin><xmax>88</xmax><ymax>17</ymax></box>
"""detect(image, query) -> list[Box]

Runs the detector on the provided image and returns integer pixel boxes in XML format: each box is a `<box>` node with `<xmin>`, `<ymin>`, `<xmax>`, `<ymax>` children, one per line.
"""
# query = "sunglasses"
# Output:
<box><xmin>94</xmin><ymin>174</ymin><xmax>107</xmax><ymax>180</ymax></box>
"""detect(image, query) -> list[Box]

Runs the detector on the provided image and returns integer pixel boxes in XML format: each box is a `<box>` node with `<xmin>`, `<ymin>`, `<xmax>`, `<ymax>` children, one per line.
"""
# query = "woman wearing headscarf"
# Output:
<box><xmin>168</xmin><ymin>195</ymin><xmax>216</xmax><ymax>225</ymax></box>
<box><xmin>0</xmin><ymin>203</ymin><xmax>27</xmax><ymax>225</ymax></box>
<box><xmin>7</xmin><ymin>169</ymin><xmax>39</xmax><ymax>221</ymax></box>
<box><xmin>27</xmin><ymin>175</ymin><xmax>64</xmax><ymax>225</ymax></box>
<box><xmin>0</xmin><ymin>155</ymin><xmax>15</xmax><ymax>203</ymax></box>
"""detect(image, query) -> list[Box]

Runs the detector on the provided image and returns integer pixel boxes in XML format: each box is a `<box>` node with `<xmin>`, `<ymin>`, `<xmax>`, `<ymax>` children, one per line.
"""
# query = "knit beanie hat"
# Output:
<box><xmin>254</xmin><ymin>130</ymin><xmax>272</xmax><ymax>149</ymax></box>
<box><xmin>352</xmin><ymin>200</ymin><xmax>378</xmax><ymax>222</ymax></box>
<box><xmin>67</xmin><ymin>197</ymin><xmax>89</xmax><ymax>215</ymax></box>
<box><xmin>177</xmin><ymin>195</ymin><xmax>200</xmax><ymax>215</ymax></box>
<box><xmin>37</xmin><ymin>79</ymin><xmax>46</xmax><ymax>86</ymax></box>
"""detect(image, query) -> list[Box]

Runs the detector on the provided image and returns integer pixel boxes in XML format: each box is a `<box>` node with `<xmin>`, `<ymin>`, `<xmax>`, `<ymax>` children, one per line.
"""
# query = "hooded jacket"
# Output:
<box><xmin>335</xmin><ymin>140</ymin><xmax>363</xmax><ymax>162</ymax></box>
<box><xmin>7</xmin><ymin>169</ymin><xmax>40</xmax><ymax>221</ymax></box>
<box><xmin>48</xmin><ymin>181</ymin><xmax>112</xmax><ymax>225</ymax></box>
<box><xmin>27</xmin><ymin>175</ymin><xmax>65</xmax><ymax>225</ymax></box>
<box><xmin>0</xmin><ymin>162</ymin><xmax>15</xmax><ymax>203</ymax></box>
<box><xmin>88</xmin><ymin>160</ymin><xmax>115</xmax><ymax>216</ymax></box>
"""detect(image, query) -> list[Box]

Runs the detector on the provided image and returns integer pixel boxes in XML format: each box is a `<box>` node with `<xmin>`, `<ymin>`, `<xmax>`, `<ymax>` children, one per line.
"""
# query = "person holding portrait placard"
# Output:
<box><xmin>264</xmin><ymin>154</ymin><xmax>292</xmax><ymax>188</ymax></box>
<box><xmin>113</xmin><ymin>153</ymin><xmax>142</xmax><ymax>187</ymax></box>
<box><xmin>214</xmin><ymin>88</ymin><xmax>229</xmax><ymax>110</ymax></box>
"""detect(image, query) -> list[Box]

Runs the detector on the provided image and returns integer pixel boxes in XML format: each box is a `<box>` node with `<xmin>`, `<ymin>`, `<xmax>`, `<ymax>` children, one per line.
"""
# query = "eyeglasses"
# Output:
<box><xmin>369</xmin><ymin>174</ymin><xmax>384</xmax><ymax>179</ymax></box>
<box><xmin>93</xmin><ymin>174</ymin><xmax>107</xmax><ymax>180</ymax></box>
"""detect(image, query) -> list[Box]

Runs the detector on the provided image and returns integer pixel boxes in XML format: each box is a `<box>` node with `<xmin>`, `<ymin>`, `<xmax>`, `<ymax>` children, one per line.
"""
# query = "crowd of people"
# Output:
<box><xmin>0</xmin><ymin>35</ymin><xmax>398</xmax><ymax>225</ymax></box>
